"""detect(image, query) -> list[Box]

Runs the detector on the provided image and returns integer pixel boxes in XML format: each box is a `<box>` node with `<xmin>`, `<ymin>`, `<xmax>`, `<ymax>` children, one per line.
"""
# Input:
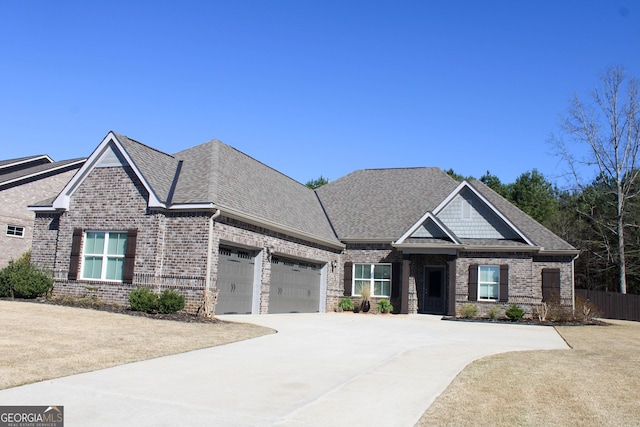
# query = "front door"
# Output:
<box><xmin>423</xmin><ymin>266</ymin><xmax>445</xmax><ymax>314</ymax></box>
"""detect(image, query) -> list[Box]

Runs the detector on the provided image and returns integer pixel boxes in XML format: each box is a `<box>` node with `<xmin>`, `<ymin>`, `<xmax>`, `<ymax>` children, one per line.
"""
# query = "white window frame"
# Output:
<box><xmin>81</xmin><ymin>231</ymin><xmax>127</xmax><ymax>281</ymax></box>
<box><xmin>353</xmin><ymin>263</ymin><xmax>392</xmax><ymax>297</ymax></box>
<box><xmin>6</xmin><ymin>225</ymin><xmax>25</xmax><ymax>238</ymax></box>
<box><xmin>478</xmin><ymin>265</ymin><xmax>499</xmax><ymax>301</ymax></box>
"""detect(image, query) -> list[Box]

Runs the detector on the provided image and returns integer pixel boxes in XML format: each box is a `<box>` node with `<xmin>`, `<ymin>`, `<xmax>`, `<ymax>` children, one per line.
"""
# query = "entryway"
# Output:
<box><xmin>423</xmin><ymin>266</ymin><xmax>446</xmax><ymax>314</ymax></box>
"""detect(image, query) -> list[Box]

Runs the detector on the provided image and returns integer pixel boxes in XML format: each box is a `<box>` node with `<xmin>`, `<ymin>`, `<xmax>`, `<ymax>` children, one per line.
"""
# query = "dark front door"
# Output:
<box><xmin>423</xmin><ymin>266</ymin><xmax>446</xmax><ymax>314</ymax></box>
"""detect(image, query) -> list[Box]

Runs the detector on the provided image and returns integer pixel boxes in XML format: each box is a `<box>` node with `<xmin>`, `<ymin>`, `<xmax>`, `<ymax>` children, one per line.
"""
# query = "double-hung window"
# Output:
<box><xmin>82</xmin><ymin>231</ymin><xmax>127</xmax><ymax>281</ymax></box>
<box><xmin>354</xmin><ymin>263</ymin><xmax>392</xmax><ymax>297</ymax></box>
<box><xmin>478</xmin><ymin>265</ymin><xmax>499</xmax><ymax>300</ymax></box>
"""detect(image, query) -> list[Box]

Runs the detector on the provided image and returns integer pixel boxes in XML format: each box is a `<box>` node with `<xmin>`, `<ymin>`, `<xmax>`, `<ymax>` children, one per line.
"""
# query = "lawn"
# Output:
<box><xmin>0</xmin><ymin>300</ymin><xmax>273</xmax><ymax>390</ymax></box>
<box><xmin>418</xmin><ymin>319</ymin><xmax>640</xmax><ymax>427</ymax></box>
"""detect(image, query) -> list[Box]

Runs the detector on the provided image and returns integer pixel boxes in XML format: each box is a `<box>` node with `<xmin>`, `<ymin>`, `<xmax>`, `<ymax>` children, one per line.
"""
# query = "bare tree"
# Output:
<box><xmin>554</xmin><ymin>66</ymin><xmax>640</xmax><ymax>293</ymax></box>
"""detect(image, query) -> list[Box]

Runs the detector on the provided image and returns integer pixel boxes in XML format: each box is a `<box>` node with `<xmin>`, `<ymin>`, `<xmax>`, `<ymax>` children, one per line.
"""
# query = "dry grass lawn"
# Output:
<box><xmin>418</xmin><ymin>319</ymin><xmax>640</xmax><ymax>427</ymax></box>
<box><xmin>0</xmin><ymin>300</ymin><xmax>273</xmax><ymax>390</ymax></box>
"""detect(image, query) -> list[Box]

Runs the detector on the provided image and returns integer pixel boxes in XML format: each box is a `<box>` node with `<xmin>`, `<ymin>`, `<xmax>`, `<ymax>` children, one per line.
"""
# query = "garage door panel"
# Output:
<box><xmin>269</xmin><ymin>257</ymin><xmax>321</xmax><ymax>314</ymax></box>
<box><xmin>216</xmin><ymin>247</ymin><xmax>255</xmax><ymax>315</ymax></box>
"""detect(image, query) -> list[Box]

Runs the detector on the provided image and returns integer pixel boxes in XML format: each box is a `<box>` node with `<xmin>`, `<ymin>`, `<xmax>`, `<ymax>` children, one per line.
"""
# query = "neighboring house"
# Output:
<box><xmin>0</xmin><ymin>155</ymin><xmax>85</xmax><ymax>268</ymax></box>
<box><xmin>29</xmin><ymin>132</ymin><xmax>578</xmax><ymax>317</ymax></box>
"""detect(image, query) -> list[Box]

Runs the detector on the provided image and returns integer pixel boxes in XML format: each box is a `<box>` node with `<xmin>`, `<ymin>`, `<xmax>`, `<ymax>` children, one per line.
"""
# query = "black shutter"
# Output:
<box><xmin>542</xmin><ymin>268</ymin><xmax>561</xmax><ymax>304</ymax></box>
<box><xmin>344</xmin><ymin>262</ymin><xmax>353</xmax><ymax>296</ymax></box>
<box><xmin>68</xmin><ymin>228</ymin><xmax>82</xmax><ymax>280</ymax></box>
<box><xmin>499</xmin><ymin>264</ymin><xmax>509</xmax><ymax>302</ymax></box>
<box><xmin>391</xmin><ymin>262</ymin><xmax>401</xmax><ymax>298</ymax></box>
<box><xmin>468</xmin><ymin>264</ymin><xmax>478</xmax><ymax>301</ymax></box>
<box><xmin>122</xmin><ymin>229</ymin><xmax>137</xmax><ymax>284</ymax></box>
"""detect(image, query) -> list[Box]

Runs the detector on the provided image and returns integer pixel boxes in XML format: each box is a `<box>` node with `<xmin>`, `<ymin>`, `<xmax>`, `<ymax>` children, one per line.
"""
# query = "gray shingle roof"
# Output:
<box><xmin>114</xmin><ymin>133</ymin><xmax>179</xmax><ymax>203</ymax></box>
<box><xmin>112</xmin><ymin>134</ymin><xmax>341</xmax><ymax>246</ymax></box>
<box><xmin>0</xmin><ymin>158</ymin><xmax>85</xmax><ymax>188</ymax></box>
<box><xmin>315</xmin><ymin>168</ymin><xmax>459</xmax><ymax>240</ymax></box>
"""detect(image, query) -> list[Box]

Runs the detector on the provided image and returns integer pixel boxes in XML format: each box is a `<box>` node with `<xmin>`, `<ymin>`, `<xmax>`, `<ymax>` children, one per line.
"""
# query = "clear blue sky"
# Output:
<box><xmin>1</xmin><ymin>0</ymin><xmax>639</xmax><ymax>187</ymax></box>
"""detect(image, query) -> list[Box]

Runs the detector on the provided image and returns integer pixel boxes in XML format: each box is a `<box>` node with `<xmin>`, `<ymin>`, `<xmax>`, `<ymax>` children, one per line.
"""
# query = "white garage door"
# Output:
<box><xmin>269</xmin><ymin>256</ymin><xmax>321</xmax><ymax>313</ymax></box>
<box><xmin>215</xmin><ymin>246</ymin><xmax>256</xmax><ymax>315</ymax></box>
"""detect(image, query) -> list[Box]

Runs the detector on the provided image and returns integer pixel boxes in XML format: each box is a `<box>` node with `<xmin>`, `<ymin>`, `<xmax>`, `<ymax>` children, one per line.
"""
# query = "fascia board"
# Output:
<box><xmin>27</xmin><ymin>205</ymin><xmax>59</xmax><ymax>212</ymax></box>
<box><xmin>434</xmin><ymin>180</ymin><xmax>536</xmax><ymax>247</ymax></box>
<box><xmin>52</xmin><ymin>132</ymin><xmax>165</xmax><ymax>210</ymax></box>
<box><xmin>167</xmin><ymin>203</ymin><xmax>216</xmax><ymax>211</ymax></box>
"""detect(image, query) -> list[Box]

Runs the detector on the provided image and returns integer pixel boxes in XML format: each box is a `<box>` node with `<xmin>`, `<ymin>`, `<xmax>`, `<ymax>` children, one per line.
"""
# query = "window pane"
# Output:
<box><xmin>107</xmin><ymin>233</ymin><xmax>127</xmax><ymax>255</ymax></box>
<box><xmin>105</xmin><ymin>258</ymin><xmax>124</xmax><ymax>280</ymax></box>
<box><xmin>354</xmin><ymin>264</ymin><xmax>371</xmax><ymax>280</ymax></box>
<box><xmin>479</xmin><ymin>283</ymin><xmax>498</xmax><ymax>299</ymax></box>
<box><xmin>374</xmin><ymin>264</ymin><xmax>391</xmax><ymax>280</ymax></box>
<box><xmin>354</xmin><ymin>280</ymin><xmax>368</xmax><ymax>295</ymax></box>
<box><xmin>479</xmin><ymin>266</ymin><xmax>499</xmax><ymax>284</ymax></box>
<box><xmin>85</xmin><ymin>232</ymin><xmax>105</xmax><ymax>255</ymax></box>
<box><xmin>83</xmin><ymin>257</ymin><xmax>103</xmax><ymax>279</ymax></box>
<box><xmin>374</xmin><ymin>281</ymin><xmax>391</xmax><ymax>297</ymax></box>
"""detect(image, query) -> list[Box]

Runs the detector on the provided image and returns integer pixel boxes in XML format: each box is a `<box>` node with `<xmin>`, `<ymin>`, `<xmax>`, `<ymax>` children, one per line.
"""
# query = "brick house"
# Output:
<box><xmin>30</xmin><ymin>132</ymin><xmax>578</xmax><ymax>316</ymax></box>
<box><xmin>0</xmin><ymin>155</ymin><xmax>85</xmax><ymax>268</ymax></box>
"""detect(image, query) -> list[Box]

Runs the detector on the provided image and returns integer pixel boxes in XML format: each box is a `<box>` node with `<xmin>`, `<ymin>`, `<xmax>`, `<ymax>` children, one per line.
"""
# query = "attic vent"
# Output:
<box><xmin>219</xmin><ymin>247</ymin><xmax>232</xmax><ymax>256</ymax></box>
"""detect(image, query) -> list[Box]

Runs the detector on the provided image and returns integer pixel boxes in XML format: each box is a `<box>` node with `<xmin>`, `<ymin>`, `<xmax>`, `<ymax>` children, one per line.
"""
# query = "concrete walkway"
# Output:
<box><xmin>0</xmin><ymin>313</ymin><xmax>568</xmax><ymax>426</ymax></box>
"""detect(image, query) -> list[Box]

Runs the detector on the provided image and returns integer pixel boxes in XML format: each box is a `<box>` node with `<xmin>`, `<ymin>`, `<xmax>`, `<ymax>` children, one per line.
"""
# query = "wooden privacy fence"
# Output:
<box><xmin>575</xmin><ymin>289</ymin><xmax>640</xmax><ymax>322</ymax></box>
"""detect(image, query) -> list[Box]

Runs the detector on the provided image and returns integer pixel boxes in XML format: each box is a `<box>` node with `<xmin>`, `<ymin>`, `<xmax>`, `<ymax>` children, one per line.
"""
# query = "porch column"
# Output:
<box><xmin>401</xmin><ymin>256</ymin><xmax>410</xmax><ymax>314</ymax></box>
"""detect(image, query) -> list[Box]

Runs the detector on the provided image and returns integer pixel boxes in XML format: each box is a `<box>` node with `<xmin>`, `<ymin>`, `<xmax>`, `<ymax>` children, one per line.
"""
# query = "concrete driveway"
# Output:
<box><xmin>0</xmin><ymin>313</ymin><xmax>568</xmax><ymax>426</ymax></box>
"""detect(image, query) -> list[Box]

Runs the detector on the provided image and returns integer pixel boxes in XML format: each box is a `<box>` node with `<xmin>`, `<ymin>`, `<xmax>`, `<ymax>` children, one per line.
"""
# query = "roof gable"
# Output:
<box><xmin>51</xmin><ymin>132</ymin><xmax>175</xmax><ymax>210</ymax></box>
<box><xmin>432</xmin><ymin>181</ymin><xmax>534</xmax><ymax>245</ymax></box>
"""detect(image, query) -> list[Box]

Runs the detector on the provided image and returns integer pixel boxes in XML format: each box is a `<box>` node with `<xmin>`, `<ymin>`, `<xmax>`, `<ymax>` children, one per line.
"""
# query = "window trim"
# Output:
<box><xmin>352</xmin><ymin>263</ymin><xmax>392</xmax><ymax>298</ymax></box>
<box><xmin>6</xmin><ymin>225</ymin><xmax>25</xmax><ymax>238</ymax></box>
<box><xmin>478</xmin><ymin>265</ymin><xmax>499</xmax><ymax>301</ymax></box>
<box><xmin>81</xmin><ymin>231</ymin><xmax>128</xmax><ymax>282</ymax></box>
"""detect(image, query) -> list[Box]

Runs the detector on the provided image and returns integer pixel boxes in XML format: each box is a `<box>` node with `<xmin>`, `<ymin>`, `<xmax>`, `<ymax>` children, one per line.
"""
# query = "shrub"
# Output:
<box><xmin>158</xmin><ymin>289</ymin><xmax>185</xmax><ymax>314</ymax></box>
<box><xmin>129</xmin><ymin>287</ymin><xmax>158</xmax><ymax>313</ymax></box>
<box><xmin>459</xmin><ymin>303</ymin><xmax>478</xmax><ymax>319</ymax></box>
<box><xmin>548</xmin><ymin>303</ymin><xmax>574</xmax><ymax>323</ymax></box>
<box><xmin>505</xmin><ymin>303</ymin><xmax>525</xmax><ymax>321</ymax></box>
<box><xmin>338</xmin><ymin>298</ymin><xmax>354</xmax><ymax>312</ymax></box>
<box><xmin>575</xmin><ymin>297</ymin><xmax>600</xmax><ymax>323</ymax></box>
<box><xmin>487</xmin><ymin>305</ymin><xmax>501</xmax><ymax>320</ymax></box>
<box><xmin>376</xmin><ymin>299</ymin><xmax>393</xmax><ymax>313</ymax></box>
<box><xmin>0</xmin><ymin>252</ymin><xmax>53</xmax><ymax>299</ymax></box>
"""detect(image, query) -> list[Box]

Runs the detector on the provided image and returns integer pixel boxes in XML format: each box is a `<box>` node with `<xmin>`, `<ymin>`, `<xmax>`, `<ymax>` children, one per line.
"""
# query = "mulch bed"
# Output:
<box><xmin>442</xmin><ymin>316</ymin><xmax>610</xmax><ymax>326</ymax></box>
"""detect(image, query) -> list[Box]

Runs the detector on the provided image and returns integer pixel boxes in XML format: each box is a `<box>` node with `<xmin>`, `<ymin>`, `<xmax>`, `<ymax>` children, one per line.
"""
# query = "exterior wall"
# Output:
<box><xmin>454</xmin><ymin>251</ymin><xmax>574</xmax><ymax>317</ymax></box>
<box><xmin>0</xmin><ymin>169</ymin><xmax>78</xmax><ymax>268</ymax></box>
<box><xmin>212</xmin><ymin>217</ymin><xmax>341</xmax><ymax>314</ymax></box>
<box><xmin>341</xmin><ymin>244</ymin><xmax>413</xmax><ymax>313</ymax></box>
<box><xmin>34</xmin><ymin>166</ymin><xmax>209</xmax><ymax>313</ymax></box>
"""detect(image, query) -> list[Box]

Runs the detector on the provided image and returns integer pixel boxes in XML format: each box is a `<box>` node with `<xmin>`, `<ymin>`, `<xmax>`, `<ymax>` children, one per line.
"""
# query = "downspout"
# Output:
<box><xmin>202</xmin><ymin>209</ymin><xmax>221</xmax><ymax>317</ymax></box>
<box><xmin>571</xmin><ymin>252</ymin><xmax>579</xmax><ymax>314</ymax></box>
